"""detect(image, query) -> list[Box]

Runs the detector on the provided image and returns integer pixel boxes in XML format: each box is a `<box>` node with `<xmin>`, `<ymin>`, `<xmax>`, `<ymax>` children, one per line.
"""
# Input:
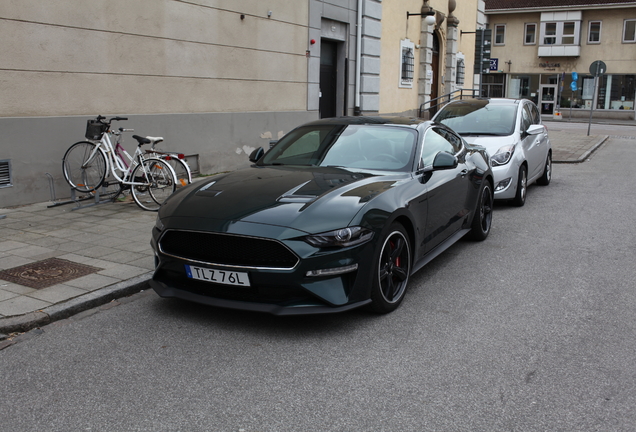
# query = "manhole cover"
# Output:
<box><xmin>0</xmin><ymin>258</ymin><xmax>102</xmax><ymax>289</ymax></box>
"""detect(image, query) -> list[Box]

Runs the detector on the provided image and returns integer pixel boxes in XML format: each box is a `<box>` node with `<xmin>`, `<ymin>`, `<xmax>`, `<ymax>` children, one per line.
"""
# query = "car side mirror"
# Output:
<box><xmin>432</xmin><ymin>151</ymin><xmax>458</xmax><ymax>170</ymax></box>
<box><xmin>526</xmin><ymin>124</ymin><xmax>545</xmax><ymax>136</ymax></box>
<box><xmin>417</xmin><ymin>151</ymin><xmax>458</xmax><ymax>175</ymax></box>
<box><xmin>249</xmin><ymin>147</ymin><xmax>264</xmax><ymax>163</ymax></box>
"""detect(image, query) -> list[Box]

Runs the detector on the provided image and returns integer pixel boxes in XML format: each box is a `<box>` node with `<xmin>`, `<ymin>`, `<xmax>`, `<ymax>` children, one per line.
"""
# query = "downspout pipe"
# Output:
<box><xmin>354</xmin><ymin>0</ymin><xmax>362</xmax><ymax>115</ymax></box>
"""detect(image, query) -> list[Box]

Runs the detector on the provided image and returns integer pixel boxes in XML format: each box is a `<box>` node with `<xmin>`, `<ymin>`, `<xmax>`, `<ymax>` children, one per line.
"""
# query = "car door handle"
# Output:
<box><xmin>460</xmin><ymin>169</ymin><xmax>468</xmax><ymax>177</ymax></box>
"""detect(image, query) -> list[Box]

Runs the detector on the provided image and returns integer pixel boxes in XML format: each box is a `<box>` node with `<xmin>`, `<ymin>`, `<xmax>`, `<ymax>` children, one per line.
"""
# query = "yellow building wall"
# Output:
<box><xmin>378</xmin><ymin>0</ymin><xmax>480</xmax><ymax>115</ymax></box>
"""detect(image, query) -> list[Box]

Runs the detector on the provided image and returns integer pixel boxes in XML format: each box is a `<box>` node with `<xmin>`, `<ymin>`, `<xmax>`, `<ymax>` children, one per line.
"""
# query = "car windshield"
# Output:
<box><xmin>260</xmin><ymin>124</ymin><xmax>417</xmax><ymax>172</ymax></box>
<box><xmin>435</xmin><ymin>102</ymin><xmax>517</xmax><ymax>136</ymax></box>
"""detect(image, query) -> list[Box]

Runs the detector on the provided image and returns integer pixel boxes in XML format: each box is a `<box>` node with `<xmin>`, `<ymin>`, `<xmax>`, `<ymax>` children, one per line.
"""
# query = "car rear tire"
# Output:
<box><xmin>536</xmin><ymin>152</ymin><xmax>552</xmax><ymax>186</ymax></box>
<box><xmin>370</xmin><ymin>223</ymin><xmax>411</xmax><ymax>314</ymax></box>
<box><xmin>511</xmin><ymin>165</ymin><xmax>527</xmax><ymax>207</ymax></box>
<box><xmin>468</xmin><ymin>183</ymin><xmax>493</xmax><ymax>241</ymax></box>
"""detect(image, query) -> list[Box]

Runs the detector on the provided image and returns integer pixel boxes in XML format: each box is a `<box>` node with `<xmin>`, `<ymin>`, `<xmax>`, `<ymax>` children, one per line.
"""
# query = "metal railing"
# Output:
<box><xmin>418</xmin><ymin>89</ymin><xmax>480</xmax><ymax>119</ymax></box>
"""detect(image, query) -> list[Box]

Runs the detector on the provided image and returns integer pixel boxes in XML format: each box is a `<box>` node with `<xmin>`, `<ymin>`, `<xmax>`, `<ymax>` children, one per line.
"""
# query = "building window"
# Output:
<box><xmin>494</xmin><ymin>24</ymin><xmax>506</xmax><ymax>45</ymax></box>
<box><xmin>562</xmin><ymin>21</ymin><xmax>576</xmax><ymax>44</ymax></box>
<box><xmin>399</xmin><ymin>39</ymin><xmax>415</xmax><ymax>88</ymax></box>
<box><xmin>524</xmin><ymin>23</ymin><xmax>536</xmax><ymax>45</ymax></box>
<box><xmin>456</xmin><ymin>58</ymin><xmax>465</xmax><ymax>86</ymax></box>
<box><xmin>624</xmin><ymin>19</ymin><xmax>636</xmax><ymax>43</ymax></box>
<box><xmin>540</xmin><ymin>21</ymin><xmax>581</xmax><ymax>45</ymax></box>
<box><xmin>588</xmin><ymin>21</ymin><xmax>601</xmax><ymax>44</ymax></box>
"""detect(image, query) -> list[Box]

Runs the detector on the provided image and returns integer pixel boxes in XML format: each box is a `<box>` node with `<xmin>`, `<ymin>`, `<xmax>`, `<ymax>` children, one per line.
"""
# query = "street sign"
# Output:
<box><xmin>570</xmin><ymin>81</ymin><xmax>578</xmax><ymax>91</ymax></box>
<box><xmin>490</xmin><ymin>58</ymin><xmax>498</xmax><ymax>71</ymax></box>
<box><xmin>589</xmin><ymin>60</ymin><xmax>607</xmax><ymax>76</ymax></box>
<box><xmin>572</xmin><ymin>71</ymin><xmax>579</xmax><ymax>81</ymax></box>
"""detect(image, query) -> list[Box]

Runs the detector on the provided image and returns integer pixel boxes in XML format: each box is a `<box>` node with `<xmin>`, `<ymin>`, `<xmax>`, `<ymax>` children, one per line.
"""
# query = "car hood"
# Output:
<box><xmin>160</xmin><ymin>166</ymin><xmax>405</xmax><ymax>234</ymax></box>
<box><xmin>461</xmin><ymin>135</ymin><xmax>517</xmax><ymax>153</ymax></box>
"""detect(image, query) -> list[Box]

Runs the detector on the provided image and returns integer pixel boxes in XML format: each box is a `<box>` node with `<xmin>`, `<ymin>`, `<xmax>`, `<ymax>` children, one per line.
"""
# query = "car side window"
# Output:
<box><xmin>530</xmin><ymin>103</ymin><xmax>541</xmax><ymax>124</ymax></box>
<box><xmin>521</xmin><ymin>105</ymin><xmax>532</xmax><ymax>132</ymax></box>
<box><xmin>420</xmin><ymin>128</ymin><xmax>456</xmax><ymax>167</ymax></box>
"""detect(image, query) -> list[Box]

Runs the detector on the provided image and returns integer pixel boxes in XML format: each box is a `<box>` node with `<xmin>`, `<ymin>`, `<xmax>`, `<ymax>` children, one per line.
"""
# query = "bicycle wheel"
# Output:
<box><xmin>165</xmin><ymin>157</ymin><xmax>192</xmax><ymax>188</ymax></box>
<box><xmin>130</xmin><ymin>158</ymin><xmax>176</xmax><ymax>211</ymax></box>
<box><xmin>62</xmin><ymin>141</ymin><xmax>107</xmax><ymax>193</ymax></box>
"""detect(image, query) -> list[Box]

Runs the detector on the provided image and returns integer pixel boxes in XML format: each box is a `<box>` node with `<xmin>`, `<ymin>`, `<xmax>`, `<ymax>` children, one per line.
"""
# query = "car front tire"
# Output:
<box><xmin>537</xmin><ymin>152</ymin><xmax>552</xmax><ymax>186</ymax></box>
<box><xmin>469</xmin><ymin>182</ymin><xmax>493</xmax><ymax>241</ymax></box>
<box><xmin>511</xmin><ymin>165</ymin><xmax>527</xmax><ymax>207</ymax></box>
<box><xmin>370</xmin><ymin>223</ymin><xmax>411</xmax><ymax>314</ymax></box>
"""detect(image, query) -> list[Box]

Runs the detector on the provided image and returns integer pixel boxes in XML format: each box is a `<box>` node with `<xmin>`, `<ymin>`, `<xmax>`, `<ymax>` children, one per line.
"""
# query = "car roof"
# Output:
<box><xmin>303</xmin><ymin>116</ymin><xmax>429</xmax><ymax>128</ymax></box>
<box><xmin>445</xmin><ymin>97</ymin><xmax>524</xmax><ymax>107</ymax></box>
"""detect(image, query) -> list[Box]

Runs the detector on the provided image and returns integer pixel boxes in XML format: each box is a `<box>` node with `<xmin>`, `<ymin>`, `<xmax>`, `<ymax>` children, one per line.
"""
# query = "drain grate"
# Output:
<box><xmin>0</xmin><ymin>258</ymin><xmax>102</xmax><ymax>289</ymax></box>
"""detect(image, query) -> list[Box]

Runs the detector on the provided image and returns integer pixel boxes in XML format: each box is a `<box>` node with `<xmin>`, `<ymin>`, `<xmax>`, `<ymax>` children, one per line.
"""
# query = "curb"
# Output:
<box><xmin>553</xmin><ymin>135</ymin><xmax>609</xmax><ymax>164</ymax></box>
<box><xmin>0</xmin><ymin>273</ymin><xmax>152</xmax><ymax>334</ymax></box>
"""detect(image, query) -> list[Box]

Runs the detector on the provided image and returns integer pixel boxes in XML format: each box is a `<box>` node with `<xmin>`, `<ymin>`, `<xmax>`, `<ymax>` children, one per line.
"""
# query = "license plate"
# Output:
<box><xmin>185</xmin><ymin>265</ymin><xmax>250</xmax><ymax>287</ymax></box>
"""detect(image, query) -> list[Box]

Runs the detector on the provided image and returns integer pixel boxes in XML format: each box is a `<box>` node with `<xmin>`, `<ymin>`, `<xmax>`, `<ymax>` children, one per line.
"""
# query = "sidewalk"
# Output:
<box><xmin>0</xmin><ymin>127</ymin><xmax>619</xmax><ymax>338</ymax></box>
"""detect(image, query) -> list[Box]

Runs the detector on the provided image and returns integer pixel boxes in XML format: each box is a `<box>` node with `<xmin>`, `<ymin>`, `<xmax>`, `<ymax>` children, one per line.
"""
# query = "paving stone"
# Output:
<box><xmin>0</xmin><ymin>289</ymin><xmax>19</xmax><ymax>302</ymax></box>
<box><xmin>0</xmin><ymin>296</ymin><xmax>51</xmax><ymax>317</ymax></box>
<box><xmin>27</xmin><ymin>285</ymin><xmax>87</xmax><ymax>303</ymax></box>
<box><xmin>63</xmin><ymin>273</ymin><xmax>121</xmax><ymax>291</ymax></box>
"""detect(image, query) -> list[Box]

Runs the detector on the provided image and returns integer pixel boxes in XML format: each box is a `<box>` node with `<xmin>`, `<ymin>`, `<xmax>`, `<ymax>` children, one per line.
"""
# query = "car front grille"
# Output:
<box><xmin>159</xmin><ymin>230</ymin><xmax>300</xmax><ymax>269</ymax></box>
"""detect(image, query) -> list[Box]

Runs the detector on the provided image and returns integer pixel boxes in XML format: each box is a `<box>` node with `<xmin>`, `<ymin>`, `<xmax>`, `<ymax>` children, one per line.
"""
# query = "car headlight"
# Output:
<box><xmin>304</xmin><ymin>227</ymin><xmax>374</xmax><ymax>248</ymax></box>
<box><xmin>154</xmin><ymin>215</ymin><xmax>165</xmax><ymax>232</ymax></box>
<box><xmin>490</xmin><ymin>145</ymin><xmax>516</xmax><ymax>166</ymax></box>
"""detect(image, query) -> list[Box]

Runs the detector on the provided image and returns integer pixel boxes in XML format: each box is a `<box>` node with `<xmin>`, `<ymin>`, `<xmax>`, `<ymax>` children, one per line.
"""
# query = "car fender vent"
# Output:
<box><xmin>0</xmin><ymin>160</ymin><xmax>12</xmax><ymax>188</ymax></box>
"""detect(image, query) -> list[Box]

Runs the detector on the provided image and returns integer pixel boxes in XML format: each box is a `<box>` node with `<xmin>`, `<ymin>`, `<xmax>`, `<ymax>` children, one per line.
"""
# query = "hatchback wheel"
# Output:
<box><xmin>537</xmin><ymin>152</ymin><xmax>552</xmax><ymax>186</ymax></box>
<box><xmin>511</xmin><ymin>165</ymin><xmax>527</xmax><ymax>207</ymax></box>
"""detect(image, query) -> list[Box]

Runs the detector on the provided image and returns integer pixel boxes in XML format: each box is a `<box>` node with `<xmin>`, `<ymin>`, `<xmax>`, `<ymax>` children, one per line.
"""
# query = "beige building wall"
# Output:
<box><xmin>0</xmin><ymin>0</ymin><xmax>309</xmax><ymax>117</ymax></box>
<box><xmin>378</xmin><ymin>0</ymin><xmax>424</xmax><ymax>115</ymax></box>
<box><xmin>489</xmin><ymin>7</ymin><xmax>636</xmax><ymax>75</ymax></box>
<box><xmin>454</xmin><ymin>0</ymin><xmax>482</xmax><ymax>91</ymax></box>
<box><xmin>378</xmin><ymin>0</ymin><xmax>481</xmax><ymax>116</ymax></box>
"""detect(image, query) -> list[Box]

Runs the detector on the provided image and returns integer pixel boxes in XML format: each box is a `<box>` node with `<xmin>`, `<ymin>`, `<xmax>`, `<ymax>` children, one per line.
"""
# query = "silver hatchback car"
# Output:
<box><xmin>433</xmin><ymin>98</ymin><xmax>551</xmax><ymax>206</ymax></box>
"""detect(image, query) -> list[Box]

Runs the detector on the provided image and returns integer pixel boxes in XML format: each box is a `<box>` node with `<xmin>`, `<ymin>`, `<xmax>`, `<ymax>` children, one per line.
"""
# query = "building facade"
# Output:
<box><xmin>484</xmin><ymin>0</ymin><xmax>636</xmax><ymax>119</ymax></box>
<box><xmin>1</xmin><ymin>0</ymin><xmax>484</xmax><ymax>207</ymax></box>
<box><xmin>374</xmin><ymin>0</ymin><xmax>485</xmax><ymax>117</ymax></box>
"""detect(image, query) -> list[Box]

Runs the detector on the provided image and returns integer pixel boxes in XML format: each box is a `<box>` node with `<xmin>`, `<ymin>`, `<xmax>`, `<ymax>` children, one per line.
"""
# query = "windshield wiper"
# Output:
<box><xmin>459</xmin><ymin>132</ymin><xmax>506</xmax><ymax>136</ymax></box>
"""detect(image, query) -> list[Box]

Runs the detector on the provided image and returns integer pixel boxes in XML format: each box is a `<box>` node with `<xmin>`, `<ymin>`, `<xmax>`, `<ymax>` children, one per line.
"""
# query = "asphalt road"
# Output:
<box><xmin>1</xmin><ymin>133</ymin><xmax>636</xmax><ymax>431</ymax></box>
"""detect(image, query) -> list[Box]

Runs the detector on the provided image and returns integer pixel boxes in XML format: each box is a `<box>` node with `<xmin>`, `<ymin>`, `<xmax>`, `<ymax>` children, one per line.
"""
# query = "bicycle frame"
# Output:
<box><xmin>86</xmin><ymin>130</ymin><xmax>149</xmax><ymax>188</ymax></box>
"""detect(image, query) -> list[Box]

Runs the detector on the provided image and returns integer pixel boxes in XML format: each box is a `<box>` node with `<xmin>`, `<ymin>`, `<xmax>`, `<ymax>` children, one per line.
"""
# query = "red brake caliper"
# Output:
<box><xmin>390</xmin><ymin>240</ymin><xmax>400</xmax><ymax>268</ymax></box>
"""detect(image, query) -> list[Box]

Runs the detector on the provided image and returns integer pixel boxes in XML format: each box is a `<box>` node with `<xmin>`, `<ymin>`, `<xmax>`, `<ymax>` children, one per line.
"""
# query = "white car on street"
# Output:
<box><xmin>433</xmin><ymin>98</ymin><xmax>552</xmax><ymax>206</ymax></box>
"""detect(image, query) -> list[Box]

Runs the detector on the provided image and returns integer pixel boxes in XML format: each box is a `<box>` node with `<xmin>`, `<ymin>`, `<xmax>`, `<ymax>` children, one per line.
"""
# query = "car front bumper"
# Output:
<box><xmin>150</xmin><ymin>224</ymin><xmax>378</xmax><ymax>315</ymax></box>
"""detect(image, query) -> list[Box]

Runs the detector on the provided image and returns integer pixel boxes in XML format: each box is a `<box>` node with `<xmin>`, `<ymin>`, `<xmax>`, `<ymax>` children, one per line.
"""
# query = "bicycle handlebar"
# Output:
<box><xmin>94</xmin><ymin>115</ymin><xmax>128</xmax><ymax>124</ymax></box>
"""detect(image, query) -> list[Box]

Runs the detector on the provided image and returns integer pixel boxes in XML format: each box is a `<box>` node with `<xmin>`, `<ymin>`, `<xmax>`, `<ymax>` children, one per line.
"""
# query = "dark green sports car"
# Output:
<box><xmin>150</xmin><ymin>117</ymin><xmax>493</xmax><ymax>315</ymax></box>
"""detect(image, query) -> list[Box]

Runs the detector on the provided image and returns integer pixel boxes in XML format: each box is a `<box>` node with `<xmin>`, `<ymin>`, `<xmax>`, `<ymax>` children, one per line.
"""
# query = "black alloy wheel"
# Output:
<box><xmin>469</xmin><ymin>183</ymin><xmax>493</xmax><ymax>241</ymax></box>
<box><xmin>370</xmin><ymin>223</ymin><xmax>411</xmax><ymax>313</ymax></box>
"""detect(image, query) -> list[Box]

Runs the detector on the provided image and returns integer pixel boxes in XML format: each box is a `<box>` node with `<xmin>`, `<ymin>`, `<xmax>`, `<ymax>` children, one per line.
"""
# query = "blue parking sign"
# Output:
<box><xmin>490</xmin><ymin>58</ymin><xmax>498</xmax><ymax>71</ymax></box>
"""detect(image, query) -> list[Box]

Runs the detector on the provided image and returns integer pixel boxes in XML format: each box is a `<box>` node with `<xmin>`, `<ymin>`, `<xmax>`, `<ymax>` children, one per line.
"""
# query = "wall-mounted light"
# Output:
<box><xmin>406</xmin><ymin>9</ymin><xmax>436</xmax><ymax>26</ymax></box>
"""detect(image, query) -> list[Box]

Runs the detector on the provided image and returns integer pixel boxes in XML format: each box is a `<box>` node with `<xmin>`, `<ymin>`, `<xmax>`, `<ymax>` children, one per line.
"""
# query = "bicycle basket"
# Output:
<box><xmin>85</xmin><ymin>120</ymin><xmax>108</xmax><ymax>140</ymax></box>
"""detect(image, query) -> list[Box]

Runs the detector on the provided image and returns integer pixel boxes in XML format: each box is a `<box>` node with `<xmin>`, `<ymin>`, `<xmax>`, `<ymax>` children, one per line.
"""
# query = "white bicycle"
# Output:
<box><xmin>62</xmin><ymin>115</ymin><xmax>177</xmax><ymax>211</ymax></box>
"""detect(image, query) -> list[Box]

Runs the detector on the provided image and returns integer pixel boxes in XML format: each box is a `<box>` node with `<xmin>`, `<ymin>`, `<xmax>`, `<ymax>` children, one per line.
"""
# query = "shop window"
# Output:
<box><xmin>494</xmin><ymin>24</ymin><xmax>506</xmax><ymax>45</ymax></box>
<box><xmin>588</xmin><ymin>21</ymin><xmax>601</xmax><ymax>44</ymax></box>
<box><xmin>399</xmin><ymin>39</ymin><xmax>415</xmax><ymax>88</ymax></box>
<box><xmin>623</xmin><ymin>19</ymin><xmax>636</xmax><ymax>43</ymax></box>
<box><xmin>524</xmin><ymin>23</ymin><xmax>536</xmax><ymax>45</ymax></box>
